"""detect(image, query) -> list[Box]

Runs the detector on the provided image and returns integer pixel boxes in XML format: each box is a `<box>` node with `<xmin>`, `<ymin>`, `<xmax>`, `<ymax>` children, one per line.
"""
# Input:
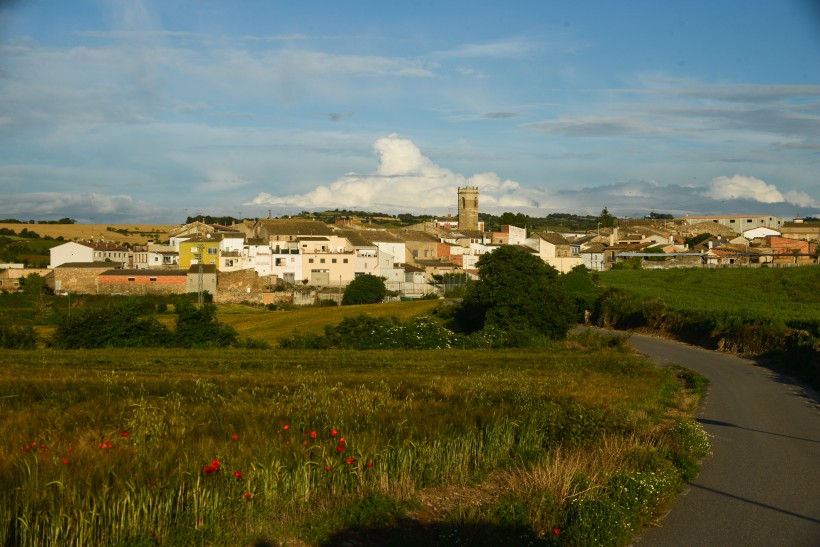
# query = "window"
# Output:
<box><xmin>320</xmin><ymin>258</ymin><xmax>325</xmax><ymax>263</ymax></box>
<box><xmin>343</xmin><ymin>258</ymin><xmax>348</xmax><ymax>263</ymax></box>
<box><xmin>128</xmin><ymin>277</ymin><xmax>136</xmax><ymax>282</ymax></box>
<box><xmin>332</xmin><ymin>258</ymin><xmax>337</xmax><ymax>263</ymax></box>
<box><xmin>207</xmin><ymin>247</ymin><xmax>217</xmax><ymax>255</ymax></box>
<box><xmin>191</xmin><ymin>246</ymin><xmax>199</xmax><ymax>253</ymax></box>
<box><xmin>149</xmin><ymin>277</ymin><xmax>157</xmax><ymax>282</ymax></box>
<box><xmin>309</xmin><ymin>258</ymin><xmax>314</xmax><ymax>263</ymax></box>
<box><xmin>729</xmin><ymin>219</ymin><xmax>735</xmax><ymax>223</ymax></box>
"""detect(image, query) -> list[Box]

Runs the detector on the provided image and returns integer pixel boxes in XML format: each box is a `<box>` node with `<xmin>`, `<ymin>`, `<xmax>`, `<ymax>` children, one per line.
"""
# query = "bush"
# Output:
<box><xmin>172</xmin><ymin>300</ymin><xmax>238</xmax><ymax>348</ymax></box>
<box><xmin>342</xmin><ymin>275</ymin><xmax>387</xmax><ymax>305</ymax></box>
<box><xmin>0</xmin><ymin>322</ymin><xmax>37</xmax><ymax>349</ymax></box>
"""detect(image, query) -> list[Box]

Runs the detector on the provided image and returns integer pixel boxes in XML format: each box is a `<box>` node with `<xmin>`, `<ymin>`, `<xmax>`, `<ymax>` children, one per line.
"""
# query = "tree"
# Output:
<box><xmin>598</xmin><ymin>207</ymin><xmax>617</xmax><ymax>228</ymax></box>
<box><xmin>172</xmin><ymin>300</ymin><xmax>237</xmax><ymax>348</ymax></box>
<box><xmin>342</xmin><ymin>274</ymin><xmax>387</xmax><ymax>305</ymax></box>
<box><xmin>453</xmin><ymin>246</ymin><xmax>575</xmax><ymax>342</ymax></box>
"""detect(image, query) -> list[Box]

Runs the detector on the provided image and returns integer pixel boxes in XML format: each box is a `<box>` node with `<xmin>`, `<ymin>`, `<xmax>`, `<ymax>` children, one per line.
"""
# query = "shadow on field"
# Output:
<box><xmin>318</xmin><ymin>518</ymin><xmax>548</xmax><ymax>546</ymax></box>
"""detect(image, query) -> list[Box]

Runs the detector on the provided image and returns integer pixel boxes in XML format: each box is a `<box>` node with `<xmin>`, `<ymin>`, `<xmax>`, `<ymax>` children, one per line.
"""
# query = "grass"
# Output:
<box><xmin>0</xmin><ymin>334</ymin><xmax>708</xmax><ymax>546</ymax></box>
<box><xmin>217</xmin><ymin>299</ymin><xmax>441</xmax><ymax>345</ymax></box>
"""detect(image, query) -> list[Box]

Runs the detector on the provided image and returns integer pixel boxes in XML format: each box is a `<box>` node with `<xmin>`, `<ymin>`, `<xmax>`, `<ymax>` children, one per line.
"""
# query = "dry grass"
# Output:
<box><xmin>217</xmin><ymin>300</ymin><xmax>441</xmax><ymax>344</ymax></box>
<box><xmin>0</xmin><ymin>223</ymin><xmax>177</xmax><ymax>244</ymax></box>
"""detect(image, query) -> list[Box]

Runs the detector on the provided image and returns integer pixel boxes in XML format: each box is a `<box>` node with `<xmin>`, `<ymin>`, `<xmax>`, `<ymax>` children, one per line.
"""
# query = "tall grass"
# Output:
<box><xmin>1</xmin><ymin>337</ymin><xmax>707</xmax><ymax>545</ymax></box>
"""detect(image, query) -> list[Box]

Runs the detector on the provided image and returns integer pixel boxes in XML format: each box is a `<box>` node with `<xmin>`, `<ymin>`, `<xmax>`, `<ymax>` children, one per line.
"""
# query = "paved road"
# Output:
<box><xmin>628</xmin><ymin>333</ymin><xmax>820</xmax><ymax>546</ymax></box>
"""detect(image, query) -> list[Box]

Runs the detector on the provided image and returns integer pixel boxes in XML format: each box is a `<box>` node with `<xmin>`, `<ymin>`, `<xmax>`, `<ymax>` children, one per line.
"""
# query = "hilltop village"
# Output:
<box><xmin>1</xmin><ymin>187</ymin><xmax>818</xmax><ymax>304</ymax></box>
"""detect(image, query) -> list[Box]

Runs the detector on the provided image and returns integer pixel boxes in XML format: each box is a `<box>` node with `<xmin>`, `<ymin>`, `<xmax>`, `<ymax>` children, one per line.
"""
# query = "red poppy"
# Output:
<box><xmin>303</xmin><ymin>440</ymin><xmax>311</xmax><ymax>447</ymax></box>
<box><xmin>552</xmin><ymin>527</ymin><xmax>560</xmax><ymax>537</ymax></box>
<box><xmin>331</xmin><ymin>429</ymin><xmax>338</xmax><ymax>438</ymax></box>
<box><xmin>346</xmin><ymin>457</ymin><xmax>356</xmax><ymax>465</ymax></box>
<box><xmin>283</xmin><ymin>424</ymin><xmax>290</xmax><ymax>431</ymax></box>
<box><xmin>336</xmin><ymin>445</ymin><xmax>344</xmax><ymax>453</ymax></box>
<box><xmin>325</xmin><ymin>466</ymin><xmax>331</xmax><ymax>472</ymax></box>
<box><xmin>230</xmin><ymin>434</ymin><xmax>238</xmax><ymax>441</ymax></box>
<box><xmin>99</xmin><ymin>443</ymin><xmax>106</xmax><ymax>450</ymax></box>
<box><xmin>339</xmin><ymin>436</ymin><xmax>345</xmax><ymax>444</ymax></box>
<box><xmin>120</xmin><ymin>431</ymin><xmax>129</xmax><ymax>437</ymax></box>
<box><xmin>233</xmin><ymin>471</ymin><xmax>243</xmax><ymax>480</ymax></box>
<box><xmin>243</xmin><ymin>491</ymin><xmax>252</xmax><ymax>500</ymax></box>
<box><xmin>104</xmin><ymin>441</ymin><xmax>112</xmax><ymax>449</ymax></box>
<box><xmin>366</xmin><ymin>462</ymin><xmax>374</xmax><ymax>468</ymax></box>
<box><xmin>210</xmin><ymin>459</ymin><xmax>220</xmax><ymax>469</ymax></box>
<box><xmin>310</xmin><ymin>430</ymin><xmax>317</xmax><ymax>439</ymax></box>
<box><xmin>62</xmin><ymin>458</ymin><xmax>70</xmax><ymax>465</ymax></box>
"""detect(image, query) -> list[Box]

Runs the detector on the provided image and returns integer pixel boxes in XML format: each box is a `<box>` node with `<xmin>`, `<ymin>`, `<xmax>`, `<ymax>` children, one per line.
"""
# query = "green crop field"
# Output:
<box><xmin>0</xmin><ymin>334</ymin><xmax>709</xmax><ymax>546</ymax></box>
<box><xmin>597</xmin><ymin>266</ymin><xmax>820</xmax><ymax>325</ymax></box>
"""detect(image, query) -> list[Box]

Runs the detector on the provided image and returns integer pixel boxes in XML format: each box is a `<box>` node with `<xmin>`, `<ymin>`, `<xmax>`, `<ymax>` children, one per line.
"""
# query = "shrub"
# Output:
<box><xmin>172</xmin><ymin>300</ymin><xmax>238</xmax><ymax>348</ymax></box>
<box><xmin>0</xmin><ymin>322</ymin><xmax>37</xmax><ymax>349</ymax></box>
<box><xmin>342</xmin><ymin>275</ymin><xmax>387</xmax><ymax>305</ymax></box>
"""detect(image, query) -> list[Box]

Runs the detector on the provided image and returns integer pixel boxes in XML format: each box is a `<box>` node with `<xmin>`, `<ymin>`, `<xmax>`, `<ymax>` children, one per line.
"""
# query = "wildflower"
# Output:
<box><xmin>243</xmin><ymin>491</ymin><xmax>252</xmax><ymax>500</ymax></box>
<box><xmin>325</xmin><ymin>466</ymin><xmax>331</xmax><ymax>472</ymax></box>
<box><xmin>233</xmin><ymin>471</ymin><xmax>243</xmax><ymax>480</ymax></box>
<box><xmin>331</xmin><ymin>429</ymin><xmax>338</xmax><ymax>438</ymax></box>
<box><xmin>210</xmin><ymin>459</ymin><xmax>220</xmax><ymax>469</ymax></box>
<box><xmin>120</xmin><ymin>431</ymin><xmax>129</xmax><ymax>437</ymax></box>
<box><xmin>366</xmin><ymin>462</ymin><xmax>374</xmax><ymax>468</ymax></box>
<box><xmin>62</xmin><ymin>458</ymin><xmax>70</xmax><ymax>465</ymax></box>
<box><xmin>552</xmin><ymin>527</ymin><xmax>560</xmax><ymax>537</ymax></box>
<box><xmin>303</xmin><ymin>440</ymin><xmax>311</xmax><ymax>447</ymax></box>
<box><xmin>283</xmin><ymin>424</ymin><xmax>290</xmax><ymax>431</ymax></box>
<box><xmin>339</xmin><ymin>436</ymin><xmax>345</xmax><ymax>444</ymax></box>
<box><xmin>336</xmin><ymin>444</ymin><xmax>344</xmax><ymax>453</ymax></box>
<box><xmin>203</xmin><ymin>465</ymin><xmax>216</xmax><ymax>476</ymax></box>
<box><xmin>310</xmin><ymin>430</ymin><xmax>317</xmax><ymax>439</ymax></box>
<box><xmin>230</xmin><ymin>434</ymin><xmax>238</xmax><ymax>441</ymax></box>
<box><xmin>105</xmin><ymin>441</ymin><xmax>112</xmax><ymax>449</ymax></box>
<box><xmin>346</xmin><ymin>457</ymin><xmax>356</xmax><ymax>465</ymax></box>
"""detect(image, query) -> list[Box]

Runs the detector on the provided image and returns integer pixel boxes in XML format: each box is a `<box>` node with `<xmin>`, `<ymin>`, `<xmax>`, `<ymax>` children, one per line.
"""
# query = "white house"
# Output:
<box><xmin>49</xmin><ymin>242</ymin><xmax>94</xmax><ymax>268</ymax></box>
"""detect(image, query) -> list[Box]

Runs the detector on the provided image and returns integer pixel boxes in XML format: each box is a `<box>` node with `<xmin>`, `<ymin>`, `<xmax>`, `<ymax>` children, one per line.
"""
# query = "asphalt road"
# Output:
<box><xmin>627</xmin><ymin>333</ymin><xmax>820</xmax><ymax>546</ymax></box>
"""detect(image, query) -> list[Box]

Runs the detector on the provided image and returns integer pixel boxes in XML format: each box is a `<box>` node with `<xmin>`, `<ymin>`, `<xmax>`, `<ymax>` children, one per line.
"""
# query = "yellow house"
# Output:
<box><xmin>178</xmin><ymin>238</ymin><xmax>221</xmax><ymax>270</ymax></box>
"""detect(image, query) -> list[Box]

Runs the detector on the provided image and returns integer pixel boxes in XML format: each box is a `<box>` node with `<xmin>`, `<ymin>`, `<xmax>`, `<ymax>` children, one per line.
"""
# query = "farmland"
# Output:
<box><xmin>0</xmin><ymin>335</ymin><xmax>708</xmax><ymax>546</ymax></box>
<box><xmin>0</xmin><ymin>223</ymin><xmax>177</xmax><ymax>245</ymax></box>
<box><xmin>597</xmin><ymin>266</ymin><xmax>820</xmax><ymax>325</ymax></box>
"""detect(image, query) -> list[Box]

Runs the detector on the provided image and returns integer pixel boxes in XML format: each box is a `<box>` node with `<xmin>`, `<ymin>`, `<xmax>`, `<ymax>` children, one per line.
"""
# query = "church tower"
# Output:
<box><xmin>457</xmin><ymin>187</ymin><xmax>479</xmax><ymax>231</ymax></box>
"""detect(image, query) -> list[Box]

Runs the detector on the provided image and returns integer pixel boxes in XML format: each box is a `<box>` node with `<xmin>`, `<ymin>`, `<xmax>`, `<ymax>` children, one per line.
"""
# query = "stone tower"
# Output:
<box><xmin>457</xmin><ymin>187</ymin><xmax>479</xmax><ymax>231</ymax></box>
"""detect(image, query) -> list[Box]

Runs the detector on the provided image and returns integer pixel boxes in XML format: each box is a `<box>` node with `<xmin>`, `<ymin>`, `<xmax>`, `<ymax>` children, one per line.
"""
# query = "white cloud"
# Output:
<box><xmin>248</xmin><ymin>134</ymin><xmax>536</xmax><ymax>212</ymax></box>
<box><xmin>705</xmin><ymin>175</ymin><xmax>786</xmax><ymax>204</ymax></box>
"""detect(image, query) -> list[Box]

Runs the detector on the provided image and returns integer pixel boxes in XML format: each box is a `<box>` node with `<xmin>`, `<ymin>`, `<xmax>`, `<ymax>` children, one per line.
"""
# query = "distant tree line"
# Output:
<box><xmin>0</xmin><ymin>218</ymin><xmax>75</xmax><ymax>224</ymax></box>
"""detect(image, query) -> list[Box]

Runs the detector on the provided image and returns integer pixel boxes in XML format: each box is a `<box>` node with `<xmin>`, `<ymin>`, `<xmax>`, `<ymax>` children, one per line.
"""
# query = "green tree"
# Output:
<box><xmin>453</xmin><ymin>246</ymin><xmax>575</xmax><ymax>342</ymax></box>
<box><xmin>51</xmin><ymin>299</ymin><xmax>172</xmax><ymax>349</ymax></box>
<box><xmin>342</xmin><ymin>274</ymin><xmax>387</xmax><ymax>305</ymax></box>
<box><xmin>562</xmin><ymin>265</ymin><xmax>601</xmax><ymax>321</ymax></box>
<box><xmin>598</xmin><ymin>207</ymin><xmax>617</xmax><ymax>228</ymax></box>
<box><xmin>172</xmin><ymin>300</ymin><xmax>237</xmax><ymax>348</ymax></box>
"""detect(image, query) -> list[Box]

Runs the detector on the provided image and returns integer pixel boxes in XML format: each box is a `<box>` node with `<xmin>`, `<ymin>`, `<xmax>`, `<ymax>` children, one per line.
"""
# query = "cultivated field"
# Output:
<box><xmin>0</xmin><ymin>335</ymin><xmax>709</xmax><ymax>546</ymax></box>
<box><xmin>598</xmin><ymin>266</ymin><xmax>820</xmax><ymax>325</ymax></box>
<box><xmin>0</xmin><ymin>223</ymin><xmax>177</xmax><ymax>245</ymax></box>
<box><xmin>217</xmin><ymin>300</ymin><xmax>441</xmax><ymax>345</ymax></box>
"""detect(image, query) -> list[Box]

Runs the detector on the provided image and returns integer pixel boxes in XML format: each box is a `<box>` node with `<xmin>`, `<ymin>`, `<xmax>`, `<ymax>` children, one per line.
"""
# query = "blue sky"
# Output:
<box><xmin>1</xmin><ymin>0</ymin><xmax>819</xmax><ymax>223</ymax></box>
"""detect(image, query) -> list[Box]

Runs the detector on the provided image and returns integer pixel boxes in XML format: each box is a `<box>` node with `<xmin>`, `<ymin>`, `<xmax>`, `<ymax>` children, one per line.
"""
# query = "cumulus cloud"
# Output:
<box><xmin>248</xmin><ymin>134</ymin><xmax>538</xmax><ymax>212</ymax></box>
<box><xmin>703</xmin><ymin>175</ymin><xmax>819</xmax><ymax>207</ymax></box>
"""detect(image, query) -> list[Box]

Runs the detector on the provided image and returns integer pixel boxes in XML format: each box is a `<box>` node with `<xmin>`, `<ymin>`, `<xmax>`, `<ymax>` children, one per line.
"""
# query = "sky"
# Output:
<box><xmin>1</xmin><ymin>0</ymin><xmax>819</xmax><ymax>224</ymax></box>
